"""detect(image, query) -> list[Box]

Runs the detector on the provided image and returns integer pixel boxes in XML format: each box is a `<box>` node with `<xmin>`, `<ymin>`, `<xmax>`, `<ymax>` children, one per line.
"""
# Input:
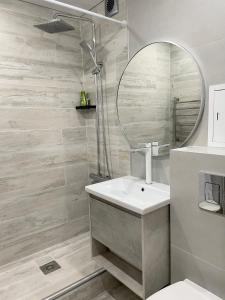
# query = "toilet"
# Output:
<box><xmin>148</xmin><ymin>280</ymin><xmax>222</xmax><ymax>300</ymax></box>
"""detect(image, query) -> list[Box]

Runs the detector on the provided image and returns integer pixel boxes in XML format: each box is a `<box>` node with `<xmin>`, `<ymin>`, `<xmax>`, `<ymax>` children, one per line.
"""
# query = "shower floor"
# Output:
<box><xmin>0</xmin><ymin>232</ymin><xmax>99</xmax><ymax>300</ymax></box>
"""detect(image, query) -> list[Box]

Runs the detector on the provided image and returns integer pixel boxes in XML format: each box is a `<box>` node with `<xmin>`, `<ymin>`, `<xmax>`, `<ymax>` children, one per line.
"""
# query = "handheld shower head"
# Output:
<box><xmin>34</xmin><ymin>19</ymin><xmax>74</xmax><ymax>34</ymax></box>
<box><xmin>80</xmin><ymin>40</ymin><xmax>100</xmax><ymax>72</ymax></box>
<box><xmin>80</xmin><ymin>40</ymin><xmax>95</xmax><ymax>55</ymax></box>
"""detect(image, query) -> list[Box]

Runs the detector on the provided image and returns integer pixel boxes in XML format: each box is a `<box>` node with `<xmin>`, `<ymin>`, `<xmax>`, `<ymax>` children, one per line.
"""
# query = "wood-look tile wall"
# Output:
<box><xmin>82</xmin><ymin>0</ymin><xmax>130</xmax><ymax>179</ymax></box>
<box><xmin>0</xmin><ymin>0</ymin><xmax>89</xmax><ymax>265</ymax></box>
<box><xmin>170</xmin><ymin>45</ymin><xmax>202</xmax><ymax>144</ymax></box>
<box><xmin>117</xmin><ymin>43</ymin><xmax>171</xmax><ymax>146</ymax></box>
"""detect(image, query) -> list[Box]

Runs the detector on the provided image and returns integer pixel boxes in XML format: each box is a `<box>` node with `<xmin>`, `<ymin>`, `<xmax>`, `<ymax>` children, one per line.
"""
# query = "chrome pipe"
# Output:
<box><xmin>95</xmin><ymin>73</ymin><xmax>101</xmax><ymax>176</ymax></box>
<box><xmin>42</xmin><ymin>268</ymin><xmax>105</xmax><ymax>300</ymax></box>
<box><xmin>38</xmin><ymin>0</ymin><xmax>127</xmax><ymax>27</ymax></box>
<box><xmin>52</xmin><ymin>13</ymin><xmax>101</xmax><ymax>176</ymax></box>
<box><xmin>98</xmin><ymin>67</ymin><xmax>111</xmax><ymax>178</ymax></box>
<box><xmin>53</xmin><ymin>13</ymin><xmax>94</xmax><ymax>25</ymax></box>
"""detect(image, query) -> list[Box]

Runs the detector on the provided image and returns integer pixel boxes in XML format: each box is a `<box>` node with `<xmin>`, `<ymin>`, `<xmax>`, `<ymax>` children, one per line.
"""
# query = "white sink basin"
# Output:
<box><xmin>85</xmin><ymin>176</ymin><xmax>170</xmax><ymax>215</ymax></box>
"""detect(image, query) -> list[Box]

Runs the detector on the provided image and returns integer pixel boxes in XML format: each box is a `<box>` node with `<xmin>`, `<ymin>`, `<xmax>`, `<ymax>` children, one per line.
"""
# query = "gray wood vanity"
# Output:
<box><xmin>88</xmin><ymin>189</ymin><xmax>170</xmax><ymax>299</ymax></box>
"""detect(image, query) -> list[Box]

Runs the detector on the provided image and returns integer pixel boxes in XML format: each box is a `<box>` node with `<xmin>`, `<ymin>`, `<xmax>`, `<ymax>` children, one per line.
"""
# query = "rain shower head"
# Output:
<box><xmin>80</xmin><ymin>40</ymin><xmax>94</xmax><ymax>54</ymax></box>
<box><xmin>34</xmin><ymin>19</ymin><xmax>75</xmax><ymax>34</ymax></box>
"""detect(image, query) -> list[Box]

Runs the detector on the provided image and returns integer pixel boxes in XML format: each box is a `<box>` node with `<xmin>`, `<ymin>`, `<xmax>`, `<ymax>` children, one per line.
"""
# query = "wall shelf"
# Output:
<box><xmin>94</xmin><ymin>252</ymin><xmax>143</xmax><ymax>298</ymax></box>
<box><xmin>76</xmin><ymin>105</ymin><xmax>96</xmax><ymax>110</ymax></box>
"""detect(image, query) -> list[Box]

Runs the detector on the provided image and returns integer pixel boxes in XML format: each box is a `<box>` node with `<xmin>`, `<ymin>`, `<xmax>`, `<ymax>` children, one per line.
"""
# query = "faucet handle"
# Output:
<box><xmin>152</xmin><ymin>142</ymin><xmax>170</xmax><ymax>156</ymax></box>
<box><xmin>130</xmin><ymin>147</ymin><xmax>148</xmax><ymax>153</ymax></box>
<box><xmin>137</xmin><ymin>142</ymin><xmax>152</xmax><ymax>148</ymax></box>
<box><xmin>130</xmin><ymin>142</ymin><xmax>152</xmax><ymax>153</ymax></box>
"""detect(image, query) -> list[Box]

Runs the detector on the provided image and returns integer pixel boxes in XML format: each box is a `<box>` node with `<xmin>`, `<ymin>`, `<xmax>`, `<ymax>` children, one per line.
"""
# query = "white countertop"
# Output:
<box><xmin>85</xmin><ymin>176</ymin><xmax>170</xmax><ymax>215</ymax></box>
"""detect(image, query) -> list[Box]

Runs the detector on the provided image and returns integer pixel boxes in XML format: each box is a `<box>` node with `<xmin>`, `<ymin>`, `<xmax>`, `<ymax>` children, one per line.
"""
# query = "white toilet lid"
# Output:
<box><xmin>148</xmin><ymin>280</ymin><xmax>222</xmax><ymax>300</ymax></box>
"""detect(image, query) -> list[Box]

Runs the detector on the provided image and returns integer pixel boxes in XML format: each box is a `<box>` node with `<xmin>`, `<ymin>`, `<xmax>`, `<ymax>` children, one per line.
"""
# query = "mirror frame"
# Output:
<box><xmin>116</xmin><ymin>41</ymin><xmax>206</xmax><ymax>149</ymax></box>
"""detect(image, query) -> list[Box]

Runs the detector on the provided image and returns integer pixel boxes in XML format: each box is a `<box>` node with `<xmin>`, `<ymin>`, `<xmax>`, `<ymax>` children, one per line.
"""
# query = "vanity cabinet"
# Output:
<box><xmin>89</xmin><ymin>196</ymin><xmax>170</xmax><ymax>300</ymax></box>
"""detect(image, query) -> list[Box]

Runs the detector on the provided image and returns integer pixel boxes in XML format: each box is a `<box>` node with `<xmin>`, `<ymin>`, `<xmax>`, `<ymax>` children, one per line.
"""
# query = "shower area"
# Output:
<box><xmin>0</xmin><ymin>0</ymin><xmax>129</xmax><ymax>299</ymax></box>
<box><xmin>35</xmin><ymin>13</ymin><xmax>112</xmax><ymax>182</ymax></box>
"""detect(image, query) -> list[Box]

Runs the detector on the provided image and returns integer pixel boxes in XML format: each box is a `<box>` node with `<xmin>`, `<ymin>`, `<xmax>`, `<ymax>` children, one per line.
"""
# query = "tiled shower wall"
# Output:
<box><xmin>82</xmin><ymin>0</ymin><xmax>130</xmax><ymax>179</ymax></box>
<box><xmin>0</xmin><ymin>0</ymin><xmax>89</xmax><ymax>266</ymax></box>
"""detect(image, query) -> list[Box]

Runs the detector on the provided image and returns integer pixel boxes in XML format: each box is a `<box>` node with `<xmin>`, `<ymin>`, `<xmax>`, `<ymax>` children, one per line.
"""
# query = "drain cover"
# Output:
<box><xmin>40</xmin><ymin>260</ymin><xmax>61</xmax><ymax>275</ymax></box>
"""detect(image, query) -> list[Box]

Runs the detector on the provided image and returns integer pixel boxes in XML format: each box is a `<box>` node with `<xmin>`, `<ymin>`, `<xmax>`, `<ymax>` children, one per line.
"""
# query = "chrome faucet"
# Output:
<box><xmin>131</xmin><ymin>142</ymin><xmax>170</xmax><ymax>184</ymax></box>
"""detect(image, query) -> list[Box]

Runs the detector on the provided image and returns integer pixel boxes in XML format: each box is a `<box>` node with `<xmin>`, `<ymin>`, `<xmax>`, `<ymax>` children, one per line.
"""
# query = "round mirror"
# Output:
<box><xmin>116</xmin><ymin>42</ymin><xmax>205</xmax><ymax>152</ymax></box>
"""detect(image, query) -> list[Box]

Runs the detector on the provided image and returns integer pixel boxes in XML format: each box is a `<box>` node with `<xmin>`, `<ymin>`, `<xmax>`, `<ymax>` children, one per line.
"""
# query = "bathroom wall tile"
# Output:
<box><xmin>171</xmin><ymin>149</ymin><xmax>225</xmax><ymax>270</ymax></box>
<box><xmin>0</xmin><ymin>56</ymin><xmax>83</xmax><ymax>85</ymax></box>
<box><xmin>0</xmin><ymin>145</ymin><xmax>87</xmax><ymax>178</ymax></box>
<box><xmin>0</xmin><ymin>185</ymin><xmax>88</xmax><ymax>244</ymax></box>
<box><xmin>0</xmin><ymin>108</ymin><xmax>85</xmax><ymax>130</ymax></box>
<box><xmin>0</xmin><ymin>168</ymin><xmax>65</xmax><ymax>196</ymax></box>
<box><xmin>65</xmin><ymin>162</ymin><xmax>89</xmax><ymax>185</ymax></box>
<box><xmin>82</xmin><ymin>0</ymin><xmax>130</xmax><ymax>179</ymax></box>
<box><xmin>152</xmin><ymin>156</ymin><xmax>170</xmax><ymax>183</ymax></box>
<box><xmin>0</xmin><ymin>197</ymin><xmax>88</xmax><ymax>248</ymax></box>
<box><xmin>0</xmin><ymin>85</ymin><xmax>81</xmax><ymax>108</ymax></box>
<box><xmin>0</xmin><ymin>0</ymin><xmax>90</xmax><ymax>265</ymax></box>
<box><xmin>0</xmin><ymin>0</ymin><xmax>128</xmax><ymax>268</ymax></box>
<box><xmin>0</xmin><ymin>130</ymin><xmax>62</xmax><ymax>153</ymax></box>
<box><xmin>170</xmin><ymin>45</ymin><xmax>202</xmax><ymax>144</ymax></box>
<box><xmin>171</xmin><ymin>148</ymin><xmax>225</xmax><ymax>294</ymax></box>
<box><xmin>0</xmin><ymin>32</ymin><xmax>82</xmax><ymax>68</ymax></box>
<box><xmin>0</xmin><ymin>183</ymin><xmax>87</xmax><ymax>223</ymax></box>
<box><xmin>62</xmin><ymin>127</ymin><xmax>87</xmax><ymax>145</ymax></box>
<box><xmin>0</xmin><ymin>216</ymin><xmax>89</xmax><ymax>266</ymax></box>
<box><xmin>0</xmin><ymin>0</ymin><xmax>52</xmax><ymax>20</ymax></box>
<box><xmin>0</xmin><ymin>10</ymin><xmax>81</xmax><ymax>42</ymax></box>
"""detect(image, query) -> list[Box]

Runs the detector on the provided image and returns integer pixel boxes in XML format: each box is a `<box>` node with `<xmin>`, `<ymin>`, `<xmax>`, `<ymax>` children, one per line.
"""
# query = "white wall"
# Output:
<box><xmin>128</xmin><ymin>0</ymin><xmax>225</xmax><ymax>183</ymax></box>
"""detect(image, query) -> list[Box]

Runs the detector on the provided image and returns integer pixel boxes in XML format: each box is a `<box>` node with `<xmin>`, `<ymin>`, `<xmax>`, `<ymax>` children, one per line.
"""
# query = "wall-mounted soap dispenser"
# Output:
<box><xmin>199</xmin><ymin>172</ymin><xmax>225</xmax><ymax>215</ymax></box>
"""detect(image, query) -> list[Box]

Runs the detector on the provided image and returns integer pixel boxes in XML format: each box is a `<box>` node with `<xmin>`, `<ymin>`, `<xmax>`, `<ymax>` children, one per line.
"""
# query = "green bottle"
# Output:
<box><xmin>80</xmin><ymin>91</ymin><xmax>87</xmax><ymax>106</ymax></box>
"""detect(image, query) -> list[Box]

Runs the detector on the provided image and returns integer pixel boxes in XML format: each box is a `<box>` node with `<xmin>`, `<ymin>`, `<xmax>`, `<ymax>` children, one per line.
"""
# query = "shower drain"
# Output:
<box><xmin>40</xmin><ymin>260</ymin><xmax>61</xmax><ymax>275</ymax></box>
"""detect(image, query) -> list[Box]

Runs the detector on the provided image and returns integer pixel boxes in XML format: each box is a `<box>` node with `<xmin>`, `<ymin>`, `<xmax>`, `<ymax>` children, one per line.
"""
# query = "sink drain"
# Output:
<box><xmin>40</xmin><ymin>260</ymin><xmax>61</xmax><ymax>275</ymax></box>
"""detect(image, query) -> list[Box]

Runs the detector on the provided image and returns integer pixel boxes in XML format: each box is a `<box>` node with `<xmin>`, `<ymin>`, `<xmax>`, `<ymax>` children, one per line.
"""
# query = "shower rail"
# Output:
<box><xmin>29</xmin><ymin>0</ymin><xmax>127</xmax><ymax>27</ymax></box>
